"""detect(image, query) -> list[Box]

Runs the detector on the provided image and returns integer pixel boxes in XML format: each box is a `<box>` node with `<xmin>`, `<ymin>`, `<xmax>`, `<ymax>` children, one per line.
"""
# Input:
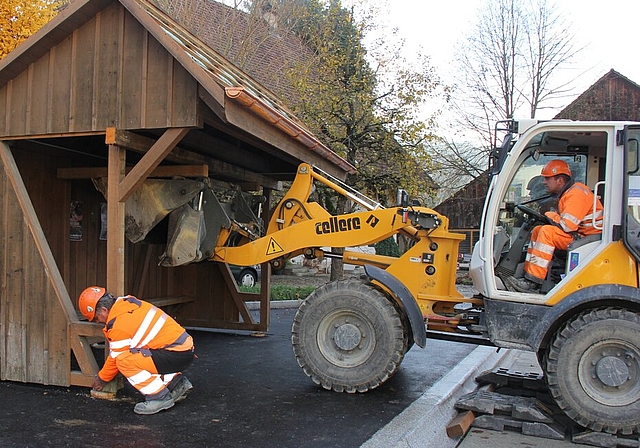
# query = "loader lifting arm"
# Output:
<box><xmin>211</xmin><ymin>163</ymin><xmax>450</xmax><ymax>269</ymax></box>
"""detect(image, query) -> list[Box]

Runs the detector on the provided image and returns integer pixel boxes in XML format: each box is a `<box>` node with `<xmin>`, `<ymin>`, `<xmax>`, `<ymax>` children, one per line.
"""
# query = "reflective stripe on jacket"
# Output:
<box><xmin>98</xmin><ymin>296</ymin><xmax>193</xmax><ymax>383</ymax></box>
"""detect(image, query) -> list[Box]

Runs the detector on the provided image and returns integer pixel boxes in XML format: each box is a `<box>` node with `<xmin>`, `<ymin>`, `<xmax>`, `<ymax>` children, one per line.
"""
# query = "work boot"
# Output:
<box><xmin>169</xmin><ymin>375</ymin><xmax>193</xmax><ymax>404</ymax></box>
<box><xmin>133</xmin><ymin>393</ymin><xmax>174</xmax><ymax>415</ymax></box>
<box><xmin>504</xmin><ymin>276</ymin><xmax>540</xmax><ymax>293</ymax></box>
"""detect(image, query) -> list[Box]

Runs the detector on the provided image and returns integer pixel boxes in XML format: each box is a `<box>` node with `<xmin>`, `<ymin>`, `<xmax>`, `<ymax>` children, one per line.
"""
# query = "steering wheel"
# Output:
<box><xmin>516</xmin><ymin>204</ymin><xmax>554</xmax><ymax>225</ymax></box>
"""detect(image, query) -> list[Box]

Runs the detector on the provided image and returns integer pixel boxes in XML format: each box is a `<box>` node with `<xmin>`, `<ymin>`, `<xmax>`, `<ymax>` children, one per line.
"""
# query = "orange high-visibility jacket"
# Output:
<box><xmin>98</xmin><ymin>296</ymin><xmax>193</xmax><ymax>383</ymax></box>
<box><xmin>545</xmin><ymin>181</ymin><xmax>603</xmax><ymax>236</ymax></box>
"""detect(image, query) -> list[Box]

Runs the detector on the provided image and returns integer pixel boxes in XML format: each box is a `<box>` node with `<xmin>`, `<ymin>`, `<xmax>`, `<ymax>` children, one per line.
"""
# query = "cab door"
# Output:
<box><xmin>623</xmin><ymin>126</ymin><xmax>640</xmax><ymax>262</ymax></box>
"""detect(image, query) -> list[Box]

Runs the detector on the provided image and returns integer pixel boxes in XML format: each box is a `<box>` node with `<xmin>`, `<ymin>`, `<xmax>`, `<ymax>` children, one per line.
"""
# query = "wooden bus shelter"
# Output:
<box><xmin>0</xmin><ymin>0</ymin><xmax>352</xmax><ymax>388</ymax></box>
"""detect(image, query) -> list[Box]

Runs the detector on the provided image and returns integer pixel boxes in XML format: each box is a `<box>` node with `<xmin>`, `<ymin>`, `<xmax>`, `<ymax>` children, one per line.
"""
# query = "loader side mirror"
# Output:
<box><xmin>396</xmin><ymin>189</ymin><xmax>408</xmax><ymax>207</ymax></box>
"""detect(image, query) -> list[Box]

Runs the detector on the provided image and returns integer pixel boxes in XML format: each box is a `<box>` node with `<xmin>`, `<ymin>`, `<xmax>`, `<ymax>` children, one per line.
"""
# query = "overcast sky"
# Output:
<box><xmin>379</xmin><ymin>0</ymin><xmax>640</xmax><ymax>119</ymax></box>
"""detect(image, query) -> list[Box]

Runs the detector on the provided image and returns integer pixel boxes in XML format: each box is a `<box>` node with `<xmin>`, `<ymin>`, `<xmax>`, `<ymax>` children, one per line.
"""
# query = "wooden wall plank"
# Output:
<box><xmin>70</xmin><ymin>16</ymin><xmax>97</xmax><ymax>132</ymax></box>
<box><xmin>121</xmin><ymin>12</ymin><xmax>144</xmax><ymax>129</ymax></box>
<box><xmin>0</xmin><ymin>86</ymin><xmax>6</xmax><ymax>135</ymax></box>
<box><xmin>145</xmin><ymin>36</ymin><xmax>171</xmax><ymax>128</ymax></box>
<box><xmin>47</xmin><ymin>281</ymin><xmax>70</xmax><ymax>385</ymax></box>
<box><xmin>29</xmin><ymin>55</ymin><xmax>51</xmax><ymax>135</ymax></box>
<box><xmin>94</xmin><ymin>3</ymin><xmax>122</xmax><ymax>130</ymax></box>
<box><xmin>170</xmin><ymin>59</ymin><xmax>198</xmax><ymax>127</ymax></box>
<box><xmin>4</xmin><ymin>184</ymin><xmax>26</xmax><ymax>381</ymax></box>
<box><xmin>24</xmin><ymin>229</ymin><xmax>46</xmax><ymax>384</ymax></box>
<box><xmin>8</xmin><ymin>70</ymin><xmax>28</xmax><ymax>136</ymax></box>
<box><xmin>0</xmin><ymin>167</ymin><xmax>6</xmax><ymax>379</ymax></box>
<box><xmin>50</xmin><ymin>36</ymin><xmax>73</xmax><ymax>133</ymax></box>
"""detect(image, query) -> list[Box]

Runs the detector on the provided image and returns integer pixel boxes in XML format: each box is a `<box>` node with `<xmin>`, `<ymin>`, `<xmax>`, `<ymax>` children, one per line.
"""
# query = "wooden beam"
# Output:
<box><xmin>170</xmin><ymin>144</ymin><xmax>280</xmax><ymax>189</ymax></box>
<box><xmin>219</xmin><ymin>263</ymin><xmax>256</xmax><ymax>326</ymax></box>
<box><xmin>105</xmin><ymin>127</ymin><xmax>156</xmax><ymax>152</ymax></box>
<box><xmin>57</xmin><ymin>164</ymin><xmax>208</xmax><ymax>179</ymax></box>
<box><xmin>70</xmin><ymin>371</ymin><xmax>98</xmax><ymax>388</ymax></box>
<box><xmin>118</xmin><ymin>127</ymin><xmax>190</xmax><ymax>202</ymax></box>
<box><xmin>0</xmin><ymin>130</ymin><xmax>107</xmax><ymax>141</ymax></box>
<box><xmin>69</xmin><ymin>322</ymin><xmax>104</xmax><ymax>338</ymax></box>
<box><xmin>105</xmin><ymin>127</ymin><xmax>280</xmax><ymax>189</ymax></box>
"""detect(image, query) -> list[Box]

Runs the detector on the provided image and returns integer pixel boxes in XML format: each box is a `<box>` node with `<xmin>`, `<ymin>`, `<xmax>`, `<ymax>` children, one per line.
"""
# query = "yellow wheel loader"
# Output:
<box><xmin>118</xmin><ymin>119</ymin><xmax>640</xmax><ymax>434</ymax></box>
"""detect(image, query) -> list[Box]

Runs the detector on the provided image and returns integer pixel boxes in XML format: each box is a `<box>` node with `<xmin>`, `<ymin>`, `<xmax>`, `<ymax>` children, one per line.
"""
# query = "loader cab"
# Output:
<box><xmin>469</xmin><ymin>120</ymin><xmax>623</xmax><ymax>301</ymax></box>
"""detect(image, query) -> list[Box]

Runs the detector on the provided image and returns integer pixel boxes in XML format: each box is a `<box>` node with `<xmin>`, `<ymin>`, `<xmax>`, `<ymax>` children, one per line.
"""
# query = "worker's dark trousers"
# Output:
<box><xmin>150</xmin><ymin>348</ymin><xmax>194</xmax><ymax>374</ymax></box>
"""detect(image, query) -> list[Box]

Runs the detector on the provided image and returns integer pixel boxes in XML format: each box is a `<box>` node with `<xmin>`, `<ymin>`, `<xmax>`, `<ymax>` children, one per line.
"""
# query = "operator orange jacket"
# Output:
<box><xmin>98</xmin><ymin>296</ymin><xmax>194</xmax><ymax>383</ymax></box>
<box><xmin>545</xmin><ymin>181</ymin><xmax>603</xmax><ymax>235</ymax></box>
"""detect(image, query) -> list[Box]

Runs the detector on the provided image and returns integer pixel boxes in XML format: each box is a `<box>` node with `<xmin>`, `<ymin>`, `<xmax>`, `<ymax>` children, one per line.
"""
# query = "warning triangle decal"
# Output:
<box><xmin>266</xmin><ymin>237</ymin><xmax>285</xmax><ymax>255</ymax></box>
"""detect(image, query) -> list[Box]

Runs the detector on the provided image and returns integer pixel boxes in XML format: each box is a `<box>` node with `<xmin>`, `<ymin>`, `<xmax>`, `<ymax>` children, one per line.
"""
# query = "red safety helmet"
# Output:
<box><xmin>541</xmin><ymin>160</ymin><xmax>571</xmax><ymax>177</ymax></box>
<box><xmin>78</xmin><ymin>286</ymin><xmax>106</xmax><ymax>321</ymax></box>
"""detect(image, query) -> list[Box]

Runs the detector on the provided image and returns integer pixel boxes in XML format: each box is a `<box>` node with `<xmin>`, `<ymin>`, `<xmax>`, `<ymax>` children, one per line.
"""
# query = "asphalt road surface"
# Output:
<box><xmin>0</xmin><ymin>308</ymin><xmax>477</xmax><ymax>448</ymax></box>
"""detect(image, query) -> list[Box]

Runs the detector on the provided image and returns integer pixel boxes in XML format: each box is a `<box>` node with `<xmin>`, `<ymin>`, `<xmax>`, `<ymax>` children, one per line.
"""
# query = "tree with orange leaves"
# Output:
<box><xmin>0</xmin><ymin>0</ymin><xmax>66</xmax><ymax>60</ymax></box>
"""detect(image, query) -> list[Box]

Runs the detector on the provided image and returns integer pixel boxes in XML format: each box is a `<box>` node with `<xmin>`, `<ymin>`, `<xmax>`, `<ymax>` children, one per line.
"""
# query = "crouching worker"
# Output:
<box><xmin>79</xmin><ymin>286</ymin><xmax>195</xmax><ymax>415</ymax></box>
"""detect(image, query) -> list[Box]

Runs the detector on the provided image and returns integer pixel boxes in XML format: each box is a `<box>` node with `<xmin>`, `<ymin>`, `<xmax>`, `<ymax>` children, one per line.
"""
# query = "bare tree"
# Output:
<box><xmin>426</xmin><ymin>139</ymin><xmax>486</xmax><ymax>206</ymax></box>
<box><xmin>523</xmin><ymin>0</ymin><xmax>582</xmax><ymax>118</ymax></box>
<box><xmin>443</xmin><ymin>0</ymin><xmax>581</xmax><ymax>179</ymax></box>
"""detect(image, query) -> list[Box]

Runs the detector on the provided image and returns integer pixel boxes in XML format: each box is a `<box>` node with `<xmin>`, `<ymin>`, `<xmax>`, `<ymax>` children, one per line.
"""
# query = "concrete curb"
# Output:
<box><xmin>361</xmin><ymin>346</ymin><xmax>509</xmax><ymax>448</ymax></box>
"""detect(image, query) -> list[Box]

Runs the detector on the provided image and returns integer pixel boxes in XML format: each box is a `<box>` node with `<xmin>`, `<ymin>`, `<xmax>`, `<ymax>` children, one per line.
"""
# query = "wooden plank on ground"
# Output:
<box><xmin>447</xmin><ymin>411</ymin><xmax>476</xmax><ymax>438</ymax></box>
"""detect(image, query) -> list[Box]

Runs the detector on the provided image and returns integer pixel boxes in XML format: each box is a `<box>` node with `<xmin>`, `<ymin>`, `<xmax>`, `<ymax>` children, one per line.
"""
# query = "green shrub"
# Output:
<box><xmin>374</xmin><ymin>237</ymin><xmax>400</xmax><ymax>257</ymax></box>
<box><xmin>239</xmin><ymin>285</ymin><xmax>316</xmax><ymax>301</ymax></box>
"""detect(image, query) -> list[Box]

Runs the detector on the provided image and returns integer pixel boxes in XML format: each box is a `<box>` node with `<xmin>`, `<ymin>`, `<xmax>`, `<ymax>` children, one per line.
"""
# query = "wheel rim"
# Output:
<box><xmin>578</xmin><ymin>339</ymin><xmax>640</xmax><ymax>406</ymax></box>
<box><xmin>240</xmin><ymin>273</ymin><xmax>255</xmax><ymax>287</ymax></box>
<box><xmin>316</xmin><ymin>309</ymin><xmax>376</xmax><ymax>368</ymax></box>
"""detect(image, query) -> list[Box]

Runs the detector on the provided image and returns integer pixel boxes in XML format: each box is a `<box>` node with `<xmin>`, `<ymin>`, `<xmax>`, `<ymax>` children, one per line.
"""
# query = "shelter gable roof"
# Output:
<box><xmin>0</xmin><ymin>0</ymin><xmax>353</xmax><ymax>177</ymax></box>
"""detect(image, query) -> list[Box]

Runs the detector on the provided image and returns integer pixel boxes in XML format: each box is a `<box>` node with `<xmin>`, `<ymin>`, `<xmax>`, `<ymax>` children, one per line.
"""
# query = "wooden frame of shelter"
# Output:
<box><xmin>0</xmin><ymin>0</ymin><xmax>353</xmax><ymax>388</ymax></box>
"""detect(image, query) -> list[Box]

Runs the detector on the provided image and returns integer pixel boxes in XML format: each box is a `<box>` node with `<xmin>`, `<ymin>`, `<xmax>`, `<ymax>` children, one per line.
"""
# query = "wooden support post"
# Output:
<box><xmin>107</xmin><ymin>145</ymin><xmax>126</xmax><ymax>296</ymax></box>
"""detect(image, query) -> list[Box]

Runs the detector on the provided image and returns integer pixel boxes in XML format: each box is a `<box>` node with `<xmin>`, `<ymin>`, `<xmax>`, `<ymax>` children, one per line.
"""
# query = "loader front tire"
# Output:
<box><xmin>545</xmin><ymin>307</ymin><xmax>640</xmax><ymax>434</ymax></box>
<box><xmin>292</xmin><ymin>280</ymin><xmax>407</xmax><ymax>393</ymax></box>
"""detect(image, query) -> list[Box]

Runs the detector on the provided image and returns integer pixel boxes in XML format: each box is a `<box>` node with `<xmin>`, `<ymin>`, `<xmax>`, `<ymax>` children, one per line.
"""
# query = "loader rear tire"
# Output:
<box><xmin>292</xmin><ymin>280</ymin><xmax>407</xmax><ymax>393</ymax></box>
<box><xmin>545</xmin><ymin>307</ymin><xmax>640</xmax><ymax>434</ymax></box>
